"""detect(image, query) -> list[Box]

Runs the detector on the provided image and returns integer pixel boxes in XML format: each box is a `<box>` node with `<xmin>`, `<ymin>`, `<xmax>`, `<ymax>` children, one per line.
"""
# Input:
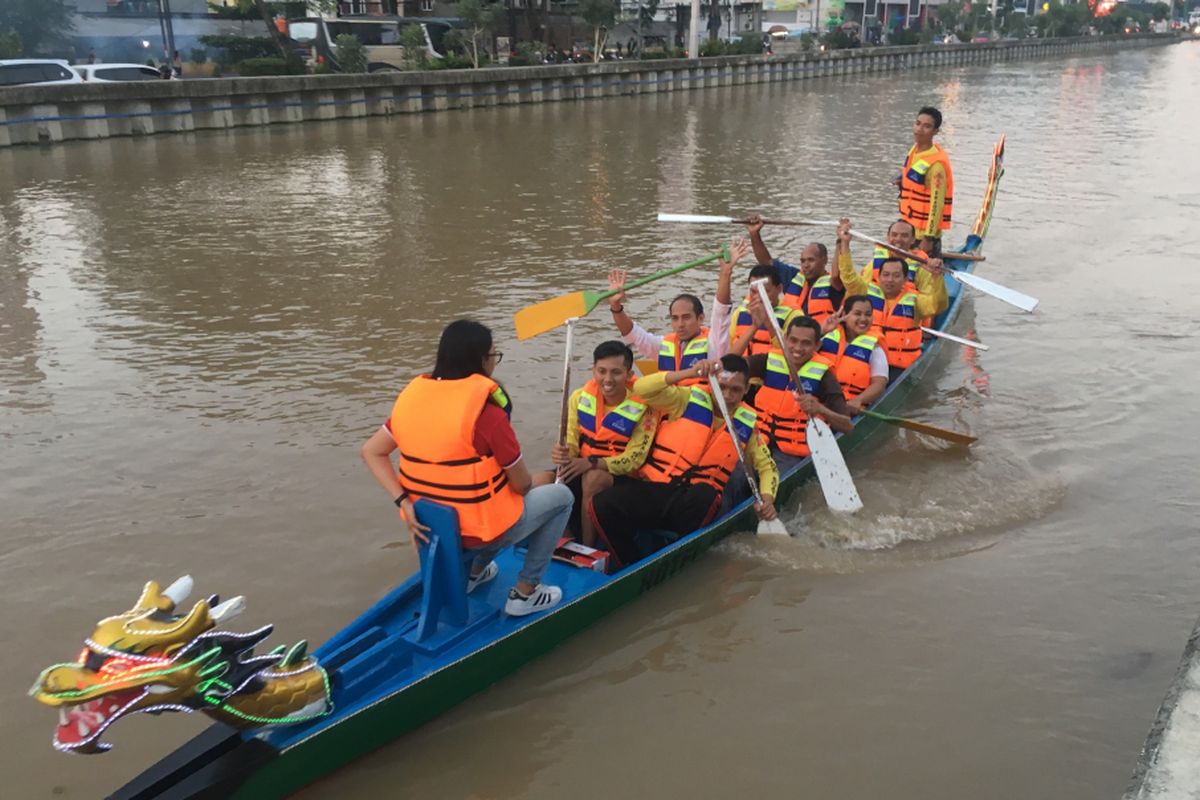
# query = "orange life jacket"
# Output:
<box><xmin>576</xmin><ymin>380</ymin><xmax>650</xmax><ymax>459</ymax></box>
<box><xmin>389</xmin><ymin>374</ymin><xmax>523</xmax><ymax>542</ymax></box>
<box><xmin>781</xmin><ymin>273</ymin><xmax>836</xmax><ymax>324</ymax></box>
<box><xmin>899</xmin><ymin>144</ymin><xmax>955</xmax><ymax>232</ymax></box>
<box><xmin>869</xmin><ymin>247</ymin><xmax>920</xmax><ymax>286</ymax></box>
<box><xmin>881</xmin><ymin>293</ymin><xmax>922</xmax><ymax>369</ymax></box>
<box><xmin>731</xmin><ymin>303</ymin><xmax>792</xmax><ymax>357</ymax></box>
<box><xmin>635</xmin><ymin>385</ymin><xmax>757</xmax><ymax>492</ymax></box>
<box><xmin>658</xmin><ymin>328</ymin><xmax>710</xmax><ymax>386</ymax></box>
<box><xmin>868</xmin><ymin>249</ymin><xmax>932</xmax><ymax>328</ymax></box>
<box><xmin>753</xmin><ymin>354</ymin><xmax>831</xmax><ymax>457</ymax></box>
<box><xmin>819</xmin><ymin>328</ymin><xmax>882</xmax><ymax>399</ymax></box>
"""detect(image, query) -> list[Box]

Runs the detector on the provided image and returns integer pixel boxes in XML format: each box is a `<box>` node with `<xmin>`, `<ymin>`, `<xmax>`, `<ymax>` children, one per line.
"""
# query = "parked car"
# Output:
<box><xmin>75</xmin><ymin>63</ymin><xmax>167</xmax><ymax>82</ymax></box>
<box><xmin>0</xmin><ymin>59</ymin><xmax>83</xmax><ymax>87</ymax></box>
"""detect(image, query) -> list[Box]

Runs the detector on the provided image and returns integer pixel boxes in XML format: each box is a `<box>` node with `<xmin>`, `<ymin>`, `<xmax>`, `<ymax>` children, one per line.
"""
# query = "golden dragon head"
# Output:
<box><xmin>30</xmin><ymin>576</ymin><xmax>331</xmax><ymax>754</ymax></box>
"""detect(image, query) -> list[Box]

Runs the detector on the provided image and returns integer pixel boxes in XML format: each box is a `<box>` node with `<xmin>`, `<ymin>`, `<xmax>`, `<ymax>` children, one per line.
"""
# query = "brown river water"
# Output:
<box><xmin>3</xmin><ymin>42</ymin><xmax>1200</xmax><ymax>799</ymax></box>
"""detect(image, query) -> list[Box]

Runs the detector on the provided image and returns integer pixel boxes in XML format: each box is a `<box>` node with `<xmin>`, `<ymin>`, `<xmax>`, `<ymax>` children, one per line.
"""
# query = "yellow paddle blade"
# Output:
<box><xmin>514</xmin><ymin>292</ymin><xmax>589</xmax><ymax>341</ymax></box>
<box><xmin>635</xmin><ymin>359</ymin><xmax>659</xmax><ymax>376</ymax></box>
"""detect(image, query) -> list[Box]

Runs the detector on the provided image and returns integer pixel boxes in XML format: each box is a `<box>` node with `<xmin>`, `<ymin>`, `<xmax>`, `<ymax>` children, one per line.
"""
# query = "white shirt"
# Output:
<box><xmin>868</xmin><ymin>343</ymin><xmax>889</xmax><ymax>379</ymax></box>
<box><xmin>621</xmin><ymin>296</ymin><xmax>731</xmax><ymax>361</ymax></box>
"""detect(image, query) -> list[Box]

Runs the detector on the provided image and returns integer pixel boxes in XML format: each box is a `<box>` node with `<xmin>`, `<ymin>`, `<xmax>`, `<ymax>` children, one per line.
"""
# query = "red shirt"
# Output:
<box><xmin>384</xmin><ymin>402</ymin><xmax>522</xmax><ymax>468</ymax></box>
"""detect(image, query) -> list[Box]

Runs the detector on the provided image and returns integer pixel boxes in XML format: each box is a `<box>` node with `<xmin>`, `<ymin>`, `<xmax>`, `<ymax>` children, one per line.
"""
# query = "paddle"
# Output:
<box><xmin>554</xmin><ymin>318</ymin><xmax>578</xmax><ymax>485</ymax></box>
<box><xmin>845</xmin><ymin>229</ymin><xmax>1038</xmax><ymax>313</ymax></box>
<box><xmin>920</xmin><ymin>327</ymin><xmax>990</xmax><ymax>351</ymax></box>
<box><xmin>658</xmin><ymin>213</ymin><xmax>988</xmax><ymax>260</ymax></box>
<box><xmin>857</xmin><ymin>409</ymin><xmax>977</xmax><ymax>446</ymax></box>
<box><xmin>657</xmin><ymin>212</ymin><xmax>838</xmax><ymax>227</ymax></box>
<box><xmin>635</xmin><ymin>359</ymin><xmax>659</xmax><ymax>376</ymax></box>
<box><xmin>752</xmin><ymin>280</ymin><xmax>864</xmax><ymax>514</ymax></box>
<box><xmin>707</xmin><ymin>374</ymin><xmax>790</xmax><ymax>536</ymax></box>
<box><xmin>514</xmin><ymin>250</ymin><xmax>725</xmax><ymax>341</ymax></box>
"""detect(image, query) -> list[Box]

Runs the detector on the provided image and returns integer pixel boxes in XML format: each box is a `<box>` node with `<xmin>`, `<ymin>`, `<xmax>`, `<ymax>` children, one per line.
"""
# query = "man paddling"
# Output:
<box><xmin>835</xmin><ymin>220</ymin><xmax>947</xmax><ymax>380</ymax></box>
<box><xmin>533</xmin><ymin>341</ymin><xmax>658</xmax><ymax>548</ymax></box>
<box><xmin>749</xmin><ymin>311</ymin><xmax>855</xmax><ymax>473</ymax></box>
<box><xmin>745</xmin><ymin>213</ymin><xmax>844</xmax><ymax>323</ymax></box>
<box><xmin>589</xmin><ymin>355</ymin><xmax>779</xmax><ymax>570</ymax></box>
<box><xmin>607</xmin><ymin>239</ymin><xmax>750</xmax><ymax>376</ymax></box>
<box><xmin>898</xmin><ymin>106</ymin><xmax>954</xmax><ymax>255</ymax></box>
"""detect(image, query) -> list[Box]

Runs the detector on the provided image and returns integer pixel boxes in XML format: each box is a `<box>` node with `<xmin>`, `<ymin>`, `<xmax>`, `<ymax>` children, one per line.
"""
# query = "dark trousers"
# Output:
<box><xmin>588</xmin><ymin>478</ymin><xmax>720</xmax><ymax>570</ymax></box>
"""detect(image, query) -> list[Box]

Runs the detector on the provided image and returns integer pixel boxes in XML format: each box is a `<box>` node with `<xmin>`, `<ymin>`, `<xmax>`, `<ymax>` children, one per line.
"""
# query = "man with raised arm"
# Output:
<box><xmin>835</xmin><ymin>219</ymin><xmax>947</xmax><ymax>379</ymax></box>
<box><xmin>729</xmin><ymin>264</ymin><xmax>794</xmax><ymax>358</ymax></box>
<box><xmin>606</xmin><ymin>239</ymin><xmax>750</xmax><ymax>376</ymax></box>
<box><xmin>744</xmin><ymin>213</ymin><xmax>844</xmax><ymax>324</ymax></box>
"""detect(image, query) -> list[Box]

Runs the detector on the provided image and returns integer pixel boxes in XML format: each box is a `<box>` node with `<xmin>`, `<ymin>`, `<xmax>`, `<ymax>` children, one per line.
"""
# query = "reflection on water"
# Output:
<box><xmin>2</xmin><ymin>43</ymin><xmax>1200</xmax><ymax>800</ymax></box>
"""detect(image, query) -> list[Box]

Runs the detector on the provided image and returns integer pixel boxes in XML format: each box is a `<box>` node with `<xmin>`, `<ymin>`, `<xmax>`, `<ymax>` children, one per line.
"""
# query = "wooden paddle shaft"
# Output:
<box><xmin>752</xmin><ymin>280</ymin><xmax>809</xmax><ymax>396</ymax></box>
<box><xmin>557</xmin><ymin>319</ymin><xmax>576</xmax><ymax>447</ymax></box>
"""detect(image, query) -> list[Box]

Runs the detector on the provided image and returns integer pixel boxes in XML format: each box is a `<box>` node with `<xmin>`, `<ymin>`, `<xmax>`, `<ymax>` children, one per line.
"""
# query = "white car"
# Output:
<box><xmin>75</xmin><ymin>63</ymin><xmax>169</xmax><ymax>82</ymax></box>
<box><xmin>0</xmin><ymin>59</ymin><xmax>83</xmax><ymax>87</ymax></box>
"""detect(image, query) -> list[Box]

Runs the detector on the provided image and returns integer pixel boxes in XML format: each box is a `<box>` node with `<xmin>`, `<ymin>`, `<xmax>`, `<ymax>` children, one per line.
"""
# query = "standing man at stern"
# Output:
<box><xmin>898</xmin><ymin>106</ymin><xmax>954</xmax><ymax>255</ymax></box>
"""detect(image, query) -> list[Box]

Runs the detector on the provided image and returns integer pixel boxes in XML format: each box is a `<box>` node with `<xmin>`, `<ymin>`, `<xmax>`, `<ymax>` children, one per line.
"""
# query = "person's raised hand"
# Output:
<box><xmin>728</xmin><ymin>237</ymin><xmax>751</xmax><ymax>266</ymax></box>
<box><xmin>745</xmin><ymin>212</ymin><xmax>765</xmax><ymax>237</ymax></box>
<box><xmin>607</xmin><ymin>268</ymin><xmax>627</xmax><ymax>310</ymax></box>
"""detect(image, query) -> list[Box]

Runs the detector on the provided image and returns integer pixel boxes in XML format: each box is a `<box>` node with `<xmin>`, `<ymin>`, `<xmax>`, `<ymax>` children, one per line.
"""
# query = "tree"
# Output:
<box><xmin>399</xmin><ymin>23</ymin><xmax>428</xmax><ymax>69</ymax></box>
<box><xmin>335</xmin><ymin>34</ymin><xmax>369</xmax><ymax>72</ymax></box>
<box><xmin>0</xmin><ymin>31</ymin><xmax>21</xmax><ymax>59</ymax></box>
<box><xmin>578</xmin><ymin>0</ymin><xmax>616</xmax><ymax>63</ymax></box>
<box><xmin>0</xmin><ymin>0</ymin><xmax>72</xmax><ymax>56</ymax></box>
<box><xmin>932</xmin><ymin>2</ymin><xmax>961</xmax><ymax>33</ymax></box>
<box><xmin>634</xmin><ymin>0</ymin><xmax>660</xmax><ymax>56</ymax></box>
<box><xmin>1150</xmin><ymin>1</ymin><xmax>1170</xmax><ymax>19</ymax></box>
<box><xmin>457</xmin><ymin>0</ymin><xmax>501</xmax><ymax>68</ymax></box>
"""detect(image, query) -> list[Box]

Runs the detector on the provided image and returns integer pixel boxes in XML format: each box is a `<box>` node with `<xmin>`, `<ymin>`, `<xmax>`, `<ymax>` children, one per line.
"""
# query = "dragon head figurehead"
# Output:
<box><xmin>30</xmin><ymin>576</ymin><xmax>332</xmax><ymax>754</ymax></box>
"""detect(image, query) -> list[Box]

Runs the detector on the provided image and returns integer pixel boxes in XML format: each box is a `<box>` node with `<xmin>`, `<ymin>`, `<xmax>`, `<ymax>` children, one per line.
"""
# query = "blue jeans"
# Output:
<box><xmin>470</xmin><ymin>483</ymin><xmax>572</xmax><ymax>587</ymax></box>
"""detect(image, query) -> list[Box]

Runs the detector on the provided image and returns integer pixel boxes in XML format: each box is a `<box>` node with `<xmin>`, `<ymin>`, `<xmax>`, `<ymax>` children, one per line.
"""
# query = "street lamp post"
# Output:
<box><xmin>689</xmin><ymin>0</ymin><xmax>701</xmax><ymax>56</ymax></box>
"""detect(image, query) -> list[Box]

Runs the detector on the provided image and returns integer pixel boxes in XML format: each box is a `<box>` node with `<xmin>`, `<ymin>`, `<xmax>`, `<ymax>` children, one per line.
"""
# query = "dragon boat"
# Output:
<box><xmin>31</xmin><ymin>138</ymin><xmax>1006</xmax><ymax>800</ymax></box>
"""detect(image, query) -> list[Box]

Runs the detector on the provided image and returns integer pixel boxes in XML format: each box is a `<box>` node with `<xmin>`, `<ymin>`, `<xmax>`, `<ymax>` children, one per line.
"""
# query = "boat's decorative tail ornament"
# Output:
<box><xmin>29</xmin><ymin>576</ymin><xmax>332</xmax><ymax>755</ymax></box>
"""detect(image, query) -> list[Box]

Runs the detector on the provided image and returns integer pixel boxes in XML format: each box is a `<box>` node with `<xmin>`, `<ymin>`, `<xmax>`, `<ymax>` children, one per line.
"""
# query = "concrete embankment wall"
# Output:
<box><xmin>0</xmin><ymin>33</ymin><xmax>1178</xmax><ymax>148</ymax></box>
<box><xmin>1125</xmin><ymin>616</ymin><xmax>1200</xmax><ymax>799</ymax></box>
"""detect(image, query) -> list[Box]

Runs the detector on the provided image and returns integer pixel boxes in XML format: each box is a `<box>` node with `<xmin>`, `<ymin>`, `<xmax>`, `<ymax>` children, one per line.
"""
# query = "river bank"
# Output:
<box><xmin>0</xmin><ymin>32</ymin><xmax>1180</xmax><ymax>148</ymax></box>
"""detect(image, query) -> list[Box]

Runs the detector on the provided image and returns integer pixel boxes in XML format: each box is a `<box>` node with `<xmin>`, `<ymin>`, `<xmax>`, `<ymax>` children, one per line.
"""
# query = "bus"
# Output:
<box><xmin>287</xmin><ymin>16</ymin><xmax>463</xmax><ymax>71</ymax></box>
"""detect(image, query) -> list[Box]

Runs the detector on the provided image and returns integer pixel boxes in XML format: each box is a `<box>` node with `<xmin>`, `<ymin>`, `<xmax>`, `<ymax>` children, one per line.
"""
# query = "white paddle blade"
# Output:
<box><xmin>657</xmin><ymin>213</ymin><xmax>736</xmax><ymax>224</ymax></box>
<box><xmin>756</xmin><ymin>517</ymin><xmax>790</xmax><ymax>536</ymax></box>
<box><xmin>949</xmin><ymin>270</ymin><xmax>1039</xmax><ymax>313</ymax></box>
<box><xmin>920</xmin><ymin>327</ymin><xmax>991</xmax><ymax>351</ymax></box>
<box><xmin>806</xmin><ymin>418</ymin><xmax>863</xmax><ymax>513</ymax></box>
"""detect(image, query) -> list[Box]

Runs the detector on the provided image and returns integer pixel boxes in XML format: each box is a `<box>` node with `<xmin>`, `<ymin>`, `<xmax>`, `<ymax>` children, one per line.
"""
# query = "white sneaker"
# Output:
<box><xmin>467</xmin><ymin>561</ymin><xmax>498</xmax><ymax>593</ymax></box>
<box><xmin>504</xmin><ymin>584</ymin><xmax>563</xmax><ymax>616</ymax></box>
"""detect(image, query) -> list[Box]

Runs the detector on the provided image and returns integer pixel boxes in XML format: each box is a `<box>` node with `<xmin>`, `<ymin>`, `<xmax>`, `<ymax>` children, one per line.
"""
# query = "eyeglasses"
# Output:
<box><xmin>487</xmin><ymin>351</ymin><xmax>504</xmax><ymax>364</ymax></box>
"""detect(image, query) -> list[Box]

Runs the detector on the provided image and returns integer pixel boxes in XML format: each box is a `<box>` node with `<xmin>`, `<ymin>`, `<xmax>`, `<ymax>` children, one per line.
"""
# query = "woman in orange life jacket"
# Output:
<box><xmin>531</xmin><ymin>340</ymin><xmax>658</xmax><ymax>548</ymax></box>
<box><xmin>588</xmin><ymin>354</ymin><xmax>780</xmax><ymax>570</ymax></box>
<box><xmin>360</xmin><ymin>319</ymin><xmax>571</xmax><ymax>617</ymax></box>
<box><xmin>815</xmin><ymin>294</ymin><xmax>889</xmax><ymax>415</ymax></box>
